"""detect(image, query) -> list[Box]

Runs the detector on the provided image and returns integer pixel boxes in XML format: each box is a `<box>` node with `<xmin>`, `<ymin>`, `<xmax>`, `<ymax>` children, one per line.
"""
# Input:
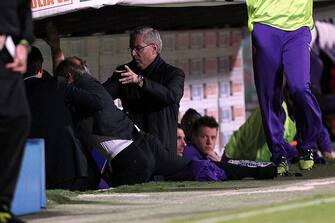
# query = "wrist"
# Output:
<box><xmin>19</xmin><ymin>39</ymin><xmax>31</xmax><ymax>52</ymax></box>
<box><xmin>137</xmin><ymin>75</ymin><xmax>144</xmax><ymax>87</ymax></box>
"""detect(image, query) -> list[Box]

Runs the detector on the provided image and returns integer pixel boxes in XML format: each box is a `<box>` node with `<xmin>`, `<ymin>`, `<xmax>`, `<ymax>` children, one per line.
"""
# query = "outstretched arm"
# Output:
<box><xmin>44</xmin><ymin>21</ymin><xmax>64</xmax><ymax>73</ymax></box>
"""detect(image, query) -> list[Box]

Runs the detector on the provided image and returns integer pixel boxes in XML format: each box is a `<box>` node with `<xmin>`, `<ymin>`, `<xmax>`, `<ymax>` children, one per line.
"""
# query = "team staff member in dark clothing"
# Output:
<box><xmin>24</xmin><ymin>47</ymin><xmax>100</xmax><ymax>190</ymax></box>
<box><xmin>0</xmin><ymin>0</ymin><xmax>34</xmax><ymax>222</ymax></box>
<box><xmin>56</xmin><ymin>57</ymin><xmax>190</xmax><ymax>187</ymax></box>
<box><xmin>103</xmin><ymin>26</ymin><xmax>184</xmax><ymax>153</ymax></box>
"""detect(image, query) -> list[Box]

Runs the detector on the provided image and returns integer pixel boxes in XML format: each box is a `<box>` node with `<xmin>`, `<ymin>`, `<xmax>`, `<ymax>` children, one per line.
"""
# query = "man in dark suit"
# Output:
<box><xmin>103</xmin><ymin>26</ymin><xmax>184</xmax><ymax>154</ymax></box>
<box><xmin>24</xmin><ymin>46</ymin><xmax>99</xmax><ymax>190</ymax></box>
<box><xmin>0</xmin><ymin>1</ymin><xmax>33</xmax><ymax>222</ymax></box>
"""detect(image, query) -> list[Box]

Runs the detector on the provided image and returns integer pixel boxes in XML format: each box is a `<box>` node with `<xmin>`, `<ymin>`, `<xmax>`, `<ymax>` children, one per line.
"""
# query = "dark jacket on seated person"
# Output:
<box><xmin>25</xmin><ymin>76</ymin><xmax>100</xmax><ymax>190</ymax></box>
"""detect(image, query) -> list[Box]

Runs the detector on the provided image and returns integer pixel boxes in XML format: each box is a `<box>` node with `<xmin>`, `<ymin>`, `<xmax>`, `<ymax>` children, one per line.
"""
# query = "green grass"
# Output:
<box><xmin>46</xmin><ymin>190</ymin><xmax>80</xmax><ymax>205</ymax></box>
<box><xmin>44</xmin><ymin>181</ymin><xmax>251</xmax><ymax>205</ymax></box>
<box><xmin>174</xmin><ymin>194</ymin><xmax>335</xmax><ymax>223</ymax></box>
<box><xmin>46</xmin><ymin>190</ymin><xmax>134</xmax><ymax>206</ymax></box>
<box><xmin>112</xmin><ymin>181</ymin><xmax>261</xmax><ymax>193</ymax></box>
<box><xmin>231</xmin><ymin>202</ymin><xmax>335</xmax><ymax>223</ymax></box>
<box><xmin>27</xmin><ymin>163</ymin><xmax>335</xmax><ymax>223</ymax></box>
<box><xmin>45</xmin><ymin>162</ymin><xmax>335</xmax><ymax>205</ymax></box>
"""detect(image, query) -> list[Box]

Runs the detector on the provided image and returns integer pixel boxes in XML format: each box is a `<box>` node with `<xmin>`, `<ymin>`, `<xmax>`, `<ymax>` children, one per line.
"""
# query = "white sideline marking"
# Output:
<box><xmin>307</xmin><ymin>180</ymin><xmax>335</xmax><ymax>186</ymax></box>
<box><xmin>211</xmin><ymin>179</ymin><xmax>335</xmax><ymax>197</ymax></box>
<box><xmin>78</xmin><ymin>194</ymin><xmax>149</xmax><ymax>199</ymax></box>
<box><xmin>211</xmin><ymin>186</ymin><xmax>314</xmax><ymax>196</ymax></box>
<box><xmin>77</xmin><ymin>180</ymin><xmax>335</xmax><ymax>199</ymax></box>
<box><xmin>194</xmin><ymin>196</ymin><xmax>335</xmax><ymax>223</ymax></box>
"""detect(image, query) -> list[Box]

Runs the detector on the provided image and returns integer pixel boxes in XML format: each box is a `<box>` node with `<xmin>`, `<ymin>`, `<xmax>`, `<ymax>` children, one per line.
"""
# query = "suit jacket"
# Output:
<box><xmin>25</xmin><ymin>77</ymin><xmax>98</xmax><ymax>189</ymax></box>
<box><xmin>66</xmin><ymin>74</ymin><xmax>138</xmax><ymax>140</ymax></box>
<box><xmin>103</xmin><ymin>55</ymin><xmax>185</xmax><ymax>152</ymax></box>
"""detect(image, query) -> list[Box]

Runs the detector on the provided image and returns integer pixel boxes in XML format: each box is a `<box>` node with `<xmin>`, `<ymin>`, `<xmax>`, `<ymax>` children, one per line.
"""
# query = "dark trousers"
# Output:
<box><xmin>216</xmin><ymin>160</ymin><xmax>277</xmax><ymax>180</ymax></box>
<box><xmin>51</xmin><ymin>177</ymin><xmax>100</xmax><ymax>191</ymax></box>
<box><xmin>0</xmin><ymin>60</ymin><xmax>30</xmax><ymax>208</ymax></box>
<box><xmin>109</xmin><ymin>133</ymin><xmax>190</xmax><ymax>187</ymax></box>
<box><xmin>252</xmin><ymin>23</ymin><xmax>322</xmax><ymax>164</ymax></box>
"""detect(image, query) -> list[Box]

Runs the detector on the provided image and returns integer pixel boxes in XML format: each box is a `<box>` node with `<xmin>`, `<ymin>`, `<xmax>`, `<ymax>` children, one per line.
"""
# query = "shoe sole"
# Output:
<box><xmin>299</xmin><ymin>160</ymin><xmax>314</xmax><ymax>171</ymax></box>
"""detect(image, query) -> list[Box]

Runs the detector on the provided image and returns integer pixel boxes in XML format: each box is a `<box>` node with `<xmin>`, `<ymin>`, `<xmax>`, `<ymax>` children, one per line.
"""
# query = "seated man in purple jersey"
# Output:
<box><xmin>183</xmin><ymin>116</ymin><xmax>277</xmax><ymax>180</ymax></box>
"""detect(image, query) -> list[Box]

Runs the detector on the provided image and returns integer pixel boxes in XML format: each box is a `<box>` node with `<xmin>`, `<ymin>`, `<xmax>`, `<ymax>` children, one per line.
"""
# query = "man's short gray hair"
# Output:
<box><xmin>130</xmin><ymin>26</ymin><xmax>163</xmax><ymax>53</ymax></box>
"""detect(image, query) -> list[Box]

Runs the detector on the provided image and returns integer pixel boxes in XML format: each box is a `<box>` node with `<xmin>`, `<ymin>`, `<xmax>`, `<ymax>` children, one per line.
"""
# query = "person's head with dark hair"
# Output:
<box><xmin>177</xmin><ymin>123</ymin><xmax>186</xmax><ymax>157</ymax></box>
<box><xmin>191</xmin><ymin>116</ymin><xmax>219</xmax><ymax>156</ymax></box>
<box><xmin>25</xmin><ymin>46</ymin><xmax>44</xmax><ymax>78</ymax></box>
<box><xmin>55</xmin><ymin>56</ymin><xmax>88</xmax><ymax>83</ymax></box>
<box><xmin>181</xmin><ymin>108</ymin><xmax>202</xmax><ymax>143</ymax></box>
